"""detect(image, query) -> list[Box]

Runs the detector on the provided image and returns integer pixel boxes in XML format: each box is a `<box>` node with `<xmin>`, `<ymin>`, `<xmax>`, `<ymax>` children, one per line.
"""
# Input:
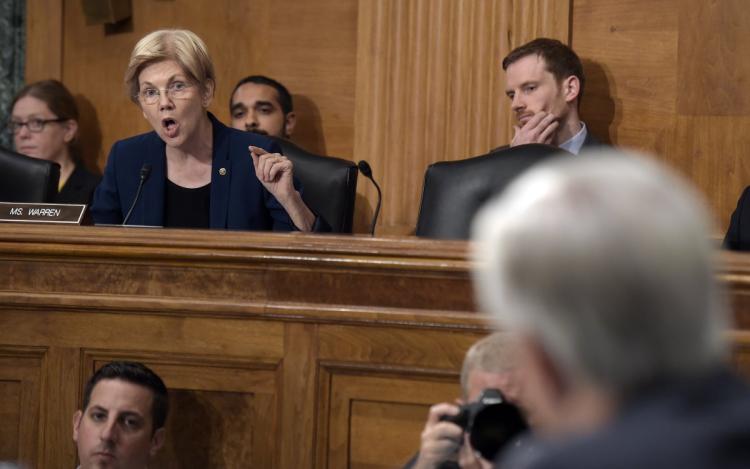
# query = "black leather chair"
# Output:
<box><xmin>0</xmin><ymin>146</ymin><xmax>60</xmax><ymax>202</ymax></box>
<box><xmin>416</xmin><ymin>144</ymin><xmax>571</xmax><ymax>239</ymax></box>
<box><xmin>274</xmin><ymin>138</ymin><xmax>358</xmax><ymax>233</ymax></box>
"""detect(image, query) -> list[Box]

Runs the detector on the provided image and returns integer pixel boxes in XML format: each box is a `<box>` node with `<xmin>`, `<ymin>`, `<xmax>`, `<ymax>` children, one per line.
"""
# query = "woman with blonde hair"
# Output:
<box><xmin>91</xmin><ymin>29</ymin><xmax>318</xmax><ymax>230</ymax></box>
<box><xmin>8</xmin><ymin>79</ymin><xmax>100</xmax><ymax>204</ymax></box>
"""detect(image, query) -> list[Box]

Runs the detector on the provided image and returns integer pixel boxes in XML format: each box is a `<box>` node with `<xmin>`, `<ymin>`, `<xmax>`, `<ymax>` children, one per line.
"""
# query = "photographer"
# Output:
<box><xmin>404</xmin><ymin>333</ymin><xmax>523</xmax><ymax>469</ymax></box>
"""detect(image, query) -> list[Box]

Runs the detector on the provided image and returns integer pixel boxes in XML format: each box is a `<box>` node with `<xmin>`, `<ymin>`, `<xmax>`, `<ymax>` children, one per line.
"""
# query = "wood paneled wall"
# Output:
<box><xmin>23</xmin><ymin>0</ymin><xmax>750</xmax><ymax>233</ymax></box>
<box><xmin>572</xmin><ymin>0</ymin><xmax>750</xmax><ymax>232</ymax></box>
<box><xmin>353</xmin><ymin>0</ymin><xmax>569</xmax><ymax>233</ymax></box>
<box><xmin>24</xmin><ymin>0</ymin><xmax>567</xmax><ymax>234</ymax></box>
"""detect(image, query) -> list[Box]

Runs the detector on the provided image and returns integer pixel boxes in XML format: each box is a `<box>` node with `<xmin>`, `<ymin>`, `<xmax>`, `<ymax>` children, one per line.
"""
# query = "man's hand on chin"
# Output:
<box><xmin>511</xmin><ymin>112</ymin><xmax>559</xmax><ymax>147</ymax></box>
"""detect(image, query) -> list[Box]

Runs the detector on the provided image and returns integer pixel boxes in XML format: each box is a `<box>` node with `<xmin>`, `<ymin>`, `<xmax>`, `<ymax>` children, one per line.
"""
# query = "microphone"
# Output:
<box><xmin>122</xmin><ymin>164</ymin><xmax>152</xmax><ymax>225</ymax></box>
<box><xmin>357</xmin><ymin>160</ymin><xmax>381</xmax><ymax>236</ymax></box>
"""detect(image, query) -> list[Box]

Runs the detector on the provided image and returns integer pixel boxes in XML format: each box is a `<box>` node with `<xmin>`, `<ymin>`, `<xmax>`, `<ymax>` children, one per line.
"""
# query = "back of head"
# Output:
<box><xmin>82</xmin><ymin>361</ymin><xmax>169</xmax><ymax>431</ymax></box>
<box><xmin>502</xmin><ymin>38</ymin><xmax>585</xmax><ymax>101</ymax></box>
<box><xmin>124</xmin><ymin>29</ymin><xmax>215</xmax><ymax>103</ymax></box>
<box><xmin>472</xmin><ymin>149</ymin><xmax>729</xmax><ymax>397</ymax></box>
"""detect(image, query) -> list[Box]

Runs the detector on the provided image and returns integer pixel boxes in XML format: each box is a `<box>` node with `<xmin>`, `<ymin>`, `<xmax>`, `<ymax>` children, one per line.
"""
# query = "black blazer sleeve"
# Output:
<box><xmin>724</xmin><ymin>186</ymin><xmax>750</xmax><ymax>250</ymax></box>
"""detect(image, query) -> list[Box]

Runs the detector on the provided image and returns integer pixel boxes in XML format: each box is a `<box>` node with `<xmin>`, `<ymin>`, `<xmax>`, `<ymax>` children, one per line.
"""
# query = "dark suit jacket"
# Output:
<box><xmin>91</xmin><ymin>113</ymin><xmax>298</xmax><ymax>230</ymax></box>
<box><xmin>56</xmin><ymin>164</ymin><xmax>100</xmax><ymax>205</ymax></box>
<box><xmin>724</xmin><ymin>186</ymin><xmax>750</xmax><ymax>250</ymax></box>
<box><xmin>492</xmin><ymin>127</ymin><xmax>605</xmax><ymax>154</ymax></box>
<box><xmin>580</xmin><ymin>130</ymin><xmax>603</xmax><ymax>149</ymax></box>
<box><xmin>499</xmin><ymin>369</ymin><xmax>750</xmax><ymax>469</ymax></box>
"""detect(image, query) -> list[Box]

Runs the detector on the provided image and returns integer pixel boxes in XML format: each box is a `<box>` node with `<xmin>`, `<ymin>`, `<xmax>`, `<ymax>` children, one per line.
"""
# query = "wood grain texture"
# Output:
<box><xmin>571</xmin><ymin>0</ymin><xmax>750</xmax><ymax>232</ymax></box>
<box><xmin>39</xmin><ymin>346</ymin><xmax>80</xmax><ymax>468</ymax></box>
<box><xmin>0</xmin><ymin>347</ymin><xmax>45</xmax><ymax>467</ymax></box>
<box><xmin>353</xmin><ymin>0</ymin><xmax>570</xmax><ymax>234</ymax></box>
<box><xmin>58</xmin><ymin>0</ymin><xmax>357</xmax><ymax>172</ymax></box>
<box><xmin>3</xmin><ymin>227</ymin><xmax>750</xmax><ymax>467</ymax></box>
<box><xmin>24</xmin><ymin>0</ymin><xmax>63</xmax><ymax>81</ymax></box>
<box><xmin>279</xmin><ymin>324</ymin><xmax>318</xmax><ymax>469</ymax></box>
<box><xmin>0</xmin><ymin>224</ymin><xmax>475</xmax><ymax>314</ymax></box>
<box><xmin>321</xmin><ymin>369</ymin><xmax>459</xmax><ymax>468</ymax></box>
<box><xmin>676</xmin><ymin>0</ymin><xmax>750</xmax><ymax>116</ymax></box>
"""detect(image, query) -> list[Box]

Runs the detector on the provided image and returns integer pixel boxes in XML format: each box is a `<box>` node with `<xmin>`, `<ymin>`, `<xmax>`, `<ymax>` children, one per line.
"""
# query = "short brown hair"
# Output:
<box><xmin>124</xmin><ymin>29</ymin><xmax>215</xmax><ymax>104</ymax></box>
<box><xmin>502</xmin><ymin>38</ymin><xmax>585</xmax><ymax>102</ymax></box>
<box><xmin>11</xmin><ymin>79</ymin><xmax>79</xmax><ymax>122</ymax></box>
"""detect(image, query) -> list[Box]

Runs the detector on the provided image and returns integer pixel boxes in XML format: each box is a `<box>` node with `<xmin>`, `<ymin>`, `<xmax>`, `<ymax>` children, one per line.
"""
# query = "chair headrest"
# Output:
<box><xmin>416</xmin><ymin>144</ymin><xmax>572</xmax><ymax>239</ymax></box>
<box><xmin>0</xmin><ymin>146</ymin><xmax>61</xmax><ymax>202</ymax></box>
<box><xmin>273</xmin><ymin>138</ymin><xmax>359</xmax><ymax>233</ymax></box>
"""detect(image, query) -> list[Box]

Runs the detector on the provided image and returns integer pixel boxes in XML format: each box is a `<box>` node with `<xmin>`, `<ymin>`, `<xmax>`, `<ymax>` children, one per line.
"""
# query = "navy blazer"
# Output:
<box><xmin>498</xmin><ymin>369</ymin><xmax>750</xmax><ymax>469</ymax></box>
<box><xmin>91</xmin><ymin>113</ymin><xmax>297</xmax><ymax>230</ymax></box>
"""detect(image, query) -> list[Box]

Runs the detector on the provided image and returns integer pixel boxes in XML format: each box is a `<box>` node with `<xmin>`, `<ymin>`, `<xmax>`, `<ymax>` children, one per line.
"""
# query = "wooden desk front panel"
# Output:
<box><xmin>0</xmin><ymin>304</ymin><xmax>484</xmax><ymax>468</ymax></box>
<box><xmin>2</xmin><ymin>225</ymin><xmax>750</xmax><ymax>468</ymax></box>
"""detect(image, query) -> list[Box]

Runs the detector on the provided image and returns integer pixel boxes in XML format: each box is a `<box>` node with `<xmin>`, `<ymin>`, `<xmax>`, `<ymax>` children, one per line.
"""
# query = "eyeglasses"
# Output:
<box><xmin>136</xmin><ymin>81</ymin><xmax>195</xmax><ymax>105</ymax></box>
<box><xmin>6</xmin><ymin>118</ymin><xmax>67</xmax><ymax>133</ymax></box>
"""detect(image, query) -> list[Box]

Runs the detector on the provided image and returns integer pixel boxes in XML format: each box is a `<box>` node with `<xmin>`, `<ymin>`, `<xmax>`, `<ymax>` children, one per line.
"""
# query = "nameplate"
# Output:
<box><xmin>0</xmin><ymin>202</ymin><xmax>87</xmax><ymax>225</ymax></box>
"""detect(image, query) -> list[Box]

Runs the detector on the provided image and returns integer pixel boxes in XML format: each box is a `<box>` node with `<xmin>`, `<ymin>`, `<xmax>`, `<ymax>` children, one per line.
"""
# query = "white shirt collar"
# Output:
<box><xmin>558</xmin><ymin>122</ymin><xmax>588</xmax><ymax>155</ymax></box>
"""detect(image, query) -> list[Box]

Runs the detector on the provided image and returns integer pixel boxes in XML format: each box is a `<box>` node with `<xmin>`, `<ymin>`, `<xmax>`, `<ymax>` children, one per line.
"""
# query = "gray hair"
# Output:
<box><xmin>471</xmin><ymin>149</ymin><xmax>730</xmax><ymax>397</ymax></box>
<box><xmin>460</xmin><ymin>332</ymin><xmax>517</xmax><ymax>399</ymax></box>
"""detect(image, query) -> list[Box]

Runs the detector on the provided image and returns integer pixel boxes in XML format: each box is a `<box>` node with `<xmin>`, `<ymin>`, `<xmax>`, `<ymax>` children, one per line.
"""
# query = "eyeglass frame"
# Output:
<box><xmin>5</xmin><ymin>117</ymin><xmax>68</xmax><ymax>134</ymax></box>
<box><xmin>134</xmin><ymin>81</ymin><xmax>196</xmax><ymax>105</ymax></box>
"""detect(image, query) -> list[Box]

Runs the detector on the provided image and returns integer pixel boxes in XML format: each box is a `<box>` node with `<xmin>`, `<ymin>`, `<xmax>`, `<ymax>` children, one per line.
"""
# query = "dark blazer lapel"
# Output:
<box><xmin>582</xmin><ymin>129</ymin><xmax>602</xmax><ymax>148</ymax></box>
<box><xmin>140</xmin><ymin>134</ymin><xmax>166</xmax><ymax>226</ymax></box>
<box><xmin>209</xmin><ymin>113</ymin><xmax>231</xmax><ymax>228</ymax></box>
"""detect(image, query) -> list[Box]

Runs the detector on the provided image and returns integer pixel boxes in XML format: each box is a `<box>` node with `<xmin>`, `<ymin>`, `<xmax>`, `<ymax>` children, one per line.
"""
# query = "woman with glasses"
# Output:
<box><xmin>8</xmin><ymin>80</ymin><xmax>100</xmax><ymax>204</ymax></box>
<box><xmin>90</xmin><ymin>29</ymin><xmax>318</xmax><ymax>230</ymax></box>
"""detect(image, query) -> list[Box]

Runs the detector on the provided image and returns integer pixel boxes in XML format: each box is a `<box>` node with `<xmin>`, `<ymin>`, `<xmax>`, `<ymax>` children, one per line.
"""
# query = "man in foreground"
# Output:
<box><xmin>73</xmin><ymin>361</ymin><xmax>169</xmax><ymax>469</ymax></box>
<box><xmin>472</xmin><ymin>149</ymin><xmax>750</xmax><ymax>468</ymax></box>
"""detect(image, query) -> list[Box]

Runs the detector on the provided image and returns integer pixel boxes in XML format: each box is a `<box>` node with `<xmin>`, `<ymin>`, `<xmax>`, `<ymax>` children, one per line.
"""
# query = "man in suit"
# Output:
<box><xmin>404</xmin><ymin>333</ymin><xmax>524</xmax><ymax>469</ymax></box>
<box><xmin>73</xmin><ymin>361</ymin><xmax>169</xmax><ymax>469</ymax></box>
<box><xmin>229</xmin><ymin>75</ymin><xmax>296</xmax><ymax>139</ymax></box>
<box><xmin>502</xmin><ymin>38</ymin><xmax>601</xmax><ymax>154</ymax></box>
<box><xmin>472</xmin><ymin>149</ymin><xmax>750</xmax><ymax>468</ymax></box>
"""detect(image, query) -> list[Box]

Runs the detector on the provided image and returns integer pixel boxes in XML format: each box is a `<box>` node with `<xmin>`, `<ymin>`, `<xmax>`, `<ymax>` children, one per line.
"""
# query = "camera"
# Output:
<box><xmin>439</xmin><ymin>388</ymin><xmax>528</xmax><ymax>461</ymax></box>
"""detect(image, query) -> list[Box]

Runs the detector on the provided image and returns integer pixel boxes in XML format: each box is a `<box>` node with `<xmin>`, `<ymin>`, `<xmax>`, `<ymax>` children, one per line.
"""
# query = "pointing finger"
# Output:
<box><xmin>249</xmin><ymin>145</ymin><xmax>268</xmax><ymax>156</ymax></box>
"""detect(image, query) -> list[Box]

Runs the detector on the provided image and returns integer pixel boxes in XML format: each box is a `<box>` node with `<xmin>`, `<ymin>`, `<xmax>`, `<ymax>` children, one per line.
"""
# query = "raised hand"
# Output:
<box><xmin>511</xmin><ymin>111</ymin><xmax>559</xmax><ymax>147</ymax></box>
<box><xmin>249</xmin><ymin>145</ymin><xmax>315</xmax><ymax>231</ymax></box>
<box><xmin>249</xmin><ymin>145</ymin><xmax>296</xmax><ymax>201</ymax></box>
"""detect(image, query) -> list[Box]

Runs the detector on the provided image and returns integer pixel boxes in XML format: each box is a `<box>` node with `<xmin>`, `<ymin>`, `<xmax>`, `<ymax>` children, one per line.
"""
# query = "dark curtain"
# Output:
<box><xmin>0</xmin><ymin>0</ymin><xmax>25</xmax><ymax>149</ymax></box>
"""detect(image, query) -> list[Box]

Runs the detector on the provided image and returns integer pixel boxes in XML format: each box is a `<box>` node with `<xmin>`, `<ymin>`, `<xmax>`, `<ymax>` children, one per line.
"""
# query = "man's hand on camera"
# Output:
<box><xmin>413</xmin><ymin>403</ymin><xmax>464</xmax><ymax>469</ymax></box>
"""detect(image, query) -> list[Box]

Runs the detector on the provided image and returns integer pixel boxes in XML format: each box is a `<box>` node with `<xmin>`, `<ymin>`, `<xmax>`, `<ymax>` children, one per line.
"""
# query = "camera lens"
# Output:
<box><xmin>469</xmin><ymin>397</ymin><xmax>528</xmax><ymax>461</ymax></box>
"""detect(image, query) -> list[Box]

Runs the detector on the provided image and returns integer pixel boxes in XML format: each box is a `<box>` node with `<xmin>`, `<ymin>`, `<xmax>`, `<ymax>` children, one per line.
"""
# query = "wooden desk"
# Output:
<box><xmin>0</xmin><ymin>224</ymin><xmax>749</xmax><ymax>468</ymax></box>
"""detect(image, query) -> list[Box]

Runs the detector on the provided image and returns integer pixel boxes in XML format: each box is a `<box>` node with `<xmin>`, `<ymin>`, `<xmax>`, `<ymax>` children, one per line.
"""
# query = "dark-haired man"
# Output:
<box><xmin>230</xmin><ymin>75</ymin><xmax>296</xmax><ymax>139</ymax></box>
<box><xmin>73</xmin><ymin>361</ymin><xmax>168</xmax><ymax>469</ymax></box>
<box><xmin>502</xmin><ymin>38</ymin><xmax>601</xmax><ymax>154</ymax></box>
